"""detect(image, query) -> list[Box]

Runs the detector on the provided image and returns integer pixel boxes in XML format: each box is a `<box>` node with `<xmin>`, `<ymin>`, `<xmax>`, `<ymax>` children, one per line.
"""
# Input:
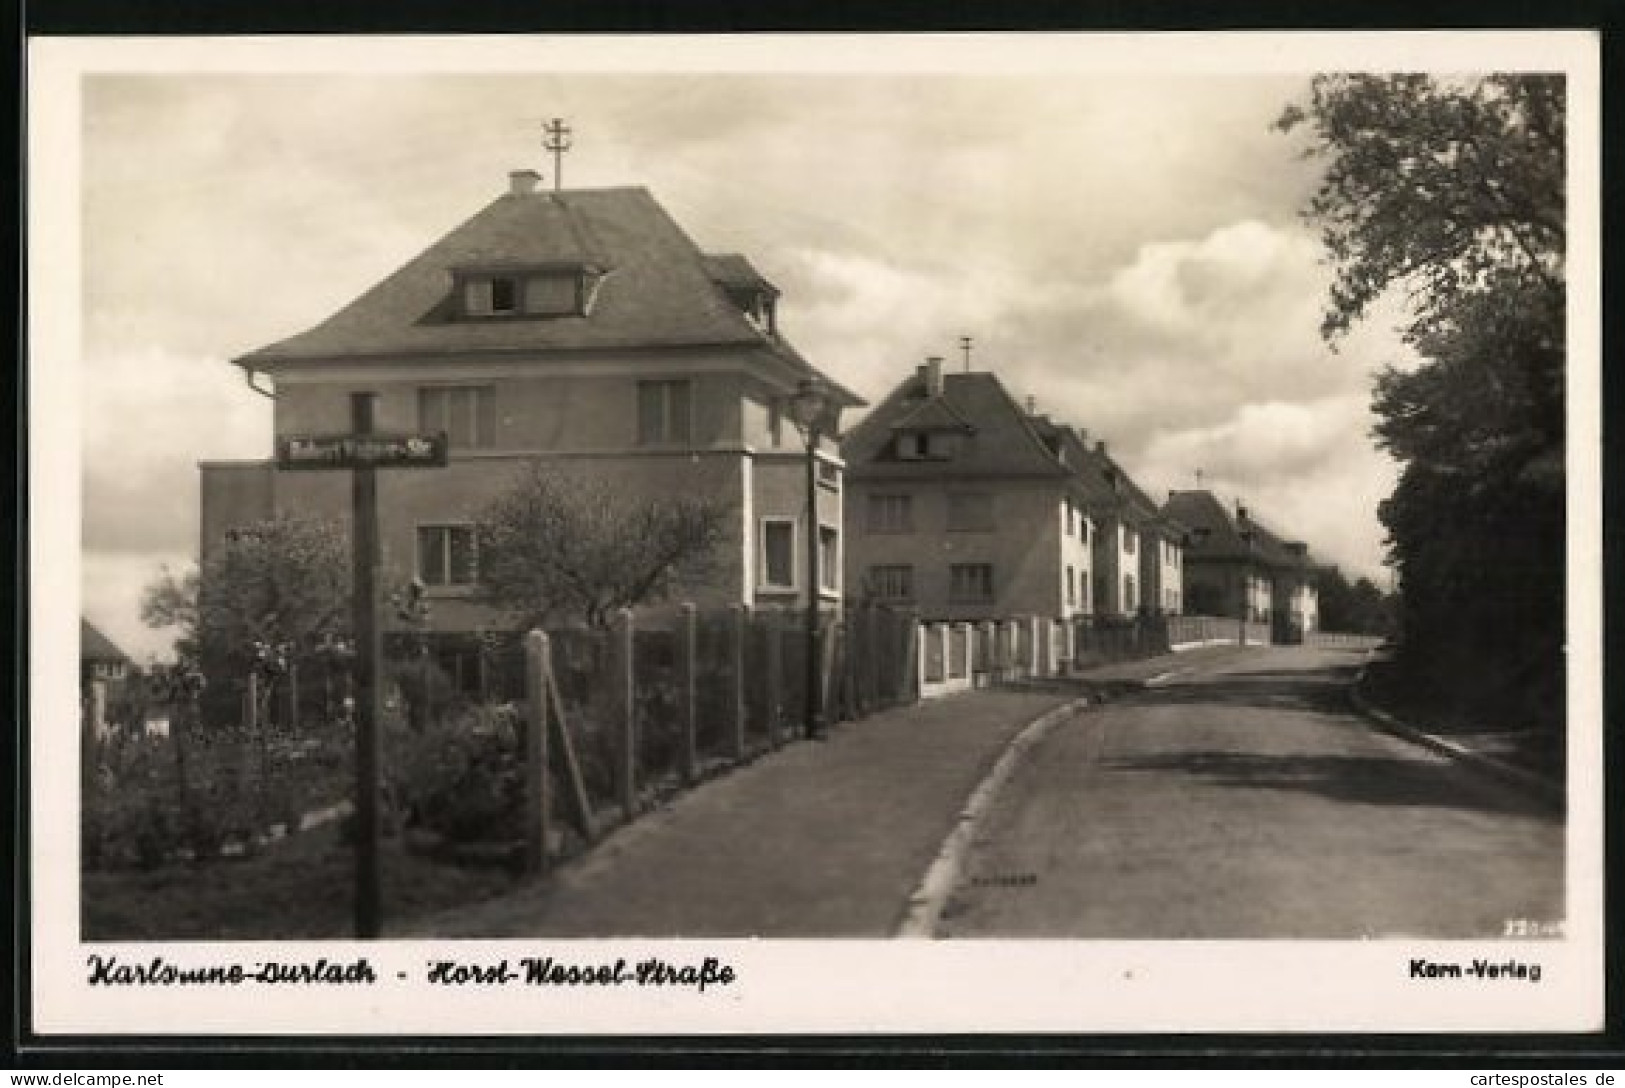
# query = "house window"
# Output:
<box><xmin>1066</xmin><ymin>565</ymin><xmax>1076</xmax><ymax>606</ymax></box>
<box><xmin>418</xmin><ymin>524</ymin><xmax>479</xmax><ymax>588</ymax></box>
<box><xmin>768</xmin><ymin>397</ymin><xmax>784</xmax><ymax>448</ymax></box>
<box><xmin>947</xmin><ymin>492</ymin><xmax>994</xmax><ymax>533</ymax></box>
<box><xmin>522</xmin><ymin>273</ymin><xmax>579</xmax><ymax>315</ymax></box>
<box><xmin>950</xmin><ymin>563</ymin><xmax>995</xmax><ymax>603</ymax></box>
<box><xmin>638</xmin><ymin>380</ymin><xmax>693</xmax><ymax>445</ymax></box>
<box><xmin>1123</xmin><ymin>526</ymin><xmax>1137</xmax><ymax>554</ymax></box>
<box><xmin>490</xmin><ymin>276</ymin><xmax>519</xmax><ymax>313</ymax></box>
<box><xmin>419</xmin><ymin>386</ymin><xmax>495</xmax><ymax>449</ymax></box>
<box><xmin>819</xmin><ymin>526</ymin><xmax>839</xmax><ymax>592</ymax></box>
<box><xmin>867</xmin><ymin>493</ymin><xmax>914</xmax><ymax>534</ymax></box>
<box><xmin>464</xmin><ymin>270</ymin><xmax>588</xmax><ymax>318</ymax></box>
<box><xmin>1124</xmin><ymin>573</ymin><xmax>1137</xmax><ymax>612</ymax></box>
<box><xmin>760</xmin><ymin>518</ymin><xmax>795</xmax><ymax>591</ymax></box>
<box><xmin>896</xmin><ymin>432</ymin><xmax>928</xmax><ymax>460</ymax></box>
<box><xmin>1065</xmin><ymin>500</ymin><xmax>1075</xmax><ymax>537</ymax></box>
<box><xmin>1079</xmin><ymin>519</ymin><xmax>1090</xmax><ymax>546</ymax></box>
<box><xmin>868</xmin><ymin>565</ymin><xmax>914</xmax><ymax>602</ymax></box>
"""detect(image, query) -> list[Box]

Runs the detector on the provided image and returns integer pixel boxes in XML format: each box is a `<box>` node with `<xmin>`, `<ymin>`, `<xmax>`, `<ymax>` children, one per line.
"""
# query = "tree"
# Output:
<box><xmin>1281</xmin><ymin>74</ymin><xmax>1565</xmax><ymax>732</ymax></box>
<box><xmin>1277</xmin><ymin>74</ymin><xmax>1563</xmax><ymax>344</ymax></box>
<box><xmin>140</xmin><ymin>564</ymin><xmax>201</xmax><ymax>665</ymax></box>
<box><xmin>477</xmin><ymin>468</ymin><xmax>734</xmax><ymax>629</ymax></box>
<box><xmin>1315</xmin><ymin>565</ymin><xmax>1396</xmax><ymax>635</ymax></box>
<box><xmin>143</xmin><ymin>515</ymin><xmax>351</xmax><ymax>674</ymax></box>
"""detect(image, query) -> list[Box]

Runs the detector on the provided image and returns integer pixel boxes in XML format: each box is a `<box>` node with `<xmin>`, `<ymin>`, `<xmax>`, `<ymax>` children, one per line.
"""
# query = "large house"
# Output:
<box><xmin>845</xmin><ymin>360</ymin><xmax>1187</xmax><ymax>624</ymax></box>
<box><xmin>1162</xmin><ymin>489</ymin><xmax>1318</xmax><ymax>641</ymax></box>
<box><xmin>201</xmin><ymin>171</ymin><xmax>862</xmax><ymax>677</ymax></box>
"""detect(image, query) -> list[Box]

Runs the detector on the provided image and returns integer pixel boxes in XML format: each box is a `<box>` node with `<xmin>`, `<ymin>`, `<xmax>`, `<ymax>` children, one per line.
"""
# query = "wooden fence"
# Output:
<box><xmin>508</xmin><ymin>603</ymin><xmax>920</xmax><ymax>871</ymax></box>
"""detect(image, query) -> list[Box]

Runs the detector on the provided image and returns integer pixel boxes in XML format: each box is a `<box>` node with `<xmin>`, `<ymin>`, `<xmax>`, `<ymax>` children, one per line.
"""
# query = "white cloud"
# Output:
<box><xmin>81</xmin><ymin>346</ymin><xmax>271</xmax><ymax>554</ymax></box>
<box><xmin>82</xmin><ymin>550</ymin><xmax>192</xmax><ymax>666</ymax></box>
<box><xmin>70</xmin><ymin>70</ymin><xmax>1412</xmax><ymax>635</ymax></box>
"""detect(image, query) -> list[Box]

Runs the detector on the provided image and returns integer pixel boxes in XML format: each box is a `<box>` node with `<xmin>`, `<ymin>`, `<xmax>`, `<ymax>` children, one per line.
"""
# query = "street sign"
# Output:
<box><xmin>276</xmin><ymin>432</ymin><xmax>448</xmax><ymax>471</ymax></box>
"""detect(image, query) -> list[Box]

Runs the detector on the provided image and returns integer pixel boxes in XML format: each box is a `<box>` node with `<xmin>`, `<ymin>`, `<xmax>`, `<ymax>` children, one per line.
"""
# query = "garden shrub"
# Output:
<box><xmin>82</xmin><ymin>725</ymin><xmax>354</xmax><ymax>870</ymax></box>
<box><xmin>388</xmin><ymin>703</ymin><xmax>525</xmax><ymax>843</ymax></box>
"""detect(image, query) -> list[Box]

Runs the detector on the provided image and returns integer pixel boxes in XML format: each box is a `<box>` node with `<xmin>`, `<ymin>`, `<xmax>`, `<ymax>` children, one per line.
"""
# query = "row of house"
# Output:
<box><xmin>197</xmin><ymin>173</ymin><xmax>1318</xmax><ymax>684</ymax></box>
<box><xmin>841</xmin><ymin>357</ymin><xmax>1318</xmax><ymax>638</ymax></box>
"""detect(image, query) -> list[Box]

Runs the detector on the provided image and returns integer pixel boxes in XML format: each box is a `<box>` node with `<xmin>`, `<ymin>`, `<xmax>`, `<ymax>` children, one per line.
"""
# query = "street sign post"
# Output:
<box><xmin>277</xmin><ymin>401</ymin><xmax>447</xmax><ymax>938</ymax></box>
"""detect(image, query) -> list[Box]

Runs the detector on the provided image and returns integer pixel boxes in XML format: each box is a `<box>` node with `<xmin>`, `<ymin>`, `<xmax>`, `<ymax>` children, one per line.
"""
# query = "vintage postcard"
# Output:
<box><xmin>27</xmin><ymin>30</ymin><xmax>1603</xmax><ymax>1036</ymax></box>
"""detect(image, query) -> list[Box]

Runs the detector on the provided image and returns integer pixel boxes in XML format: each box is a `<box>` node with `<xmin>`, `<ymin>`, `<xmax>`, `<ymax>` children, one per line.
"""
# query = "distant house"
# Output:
<box><xmin>81</xmin><ymin>619</ymin><xmax>130</xmax><ymax>686</ymax></box>
<box><xmin>200</xmin><ymin>171</ymin><xmax>862</xmax><ymax>683</ymax></box>
<box><xmin>841</xmin><ymin>360</ymin><xmax>1098</xmax><ymax>622</ymax></box>
<box><xmin>1041</xmin><ymin>427</ymin><xmax>1185</xmax><ymax>619</ymax></box>
<box><xmin>81</xmin><ymin>619</ymin><xmax>131</xmax><ymax>735</ymax></box>
<box><xmin>1162</xmin><ymin>490</ymin><xmax>1318</xmax><ymax>641</ymax></box>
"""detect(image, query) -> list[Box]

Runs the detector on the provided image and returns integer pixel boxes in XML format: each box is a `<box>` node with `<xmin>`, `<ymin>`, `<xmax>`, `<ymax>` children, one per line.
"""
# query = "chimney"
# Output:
<box><xmin>1075</xmin><ymin>427</ymin><xmax>1089</xmax><ymax>446</ymax></box>
<box><xmin>917</xmin><ymin>356</ymin><xmax>944</xmax><ymax>398</ymax></box>
<box><xmin>1095</xmin><ymin>440</ymin><xmax>1108</xmax><ymax>457</ymax></box>
<box><xmin>1237</xmin><ymin>504</ymin><xmax>1249</xmax><ymax>522</ymax></box>
<box><xmin>1025</xmin><ymin>395</ymin><xmax>1037</xmax><ymax>415</ymax></box>
<box><xmin>509</xmin><ymin>169</ymin><xmax>542</xmax><ymax>195</ymax></box>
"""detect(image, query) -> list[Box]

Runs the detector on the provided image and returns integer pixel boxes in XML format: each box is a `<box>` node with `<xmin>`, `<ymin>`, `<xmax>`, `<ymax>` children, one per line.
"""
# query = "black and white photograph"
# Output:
<box><xmin>28</xmin><ymin>30</ymin><xmax>1603</xmax><ymax>1035</ymax></box>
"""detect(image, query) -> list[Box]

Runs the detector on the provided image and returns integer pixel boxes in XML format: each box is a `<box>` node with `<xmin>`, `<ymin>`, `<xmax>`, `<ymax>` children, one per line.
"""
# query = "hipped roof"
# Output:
<box><xmin>235</xmin><ymin>185</ymin><xmax>860</xmax><ymax>404</ymax></box>
<box><xmin>1163</xmin><ymin>489</ymin><xmax>1312</xmax><ymax>570</ymax></box>
<box><xmin>844</xmin><ymin>371</ymin><xmax>1070</xmax><ymax>480</ymax></box>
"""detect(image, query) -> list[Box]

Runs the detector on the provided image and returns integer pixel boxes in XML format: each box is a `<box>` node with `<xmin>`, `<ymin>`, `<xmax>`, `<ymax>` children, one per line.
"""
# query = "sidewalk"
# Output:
<box><xmin>394</xmin><ymin>686</ymin><xmax>1076</xmax><ymax>938</ymax></box>
<box><xmin>1042</xmin><ymin>642</ymin><xmax>1258</xmax><ymax>686</ymax></box>
<box><xmin>1348</xmin><ymin>658</ymin><xmax>1564</xmax><ymax>808</ymax></box>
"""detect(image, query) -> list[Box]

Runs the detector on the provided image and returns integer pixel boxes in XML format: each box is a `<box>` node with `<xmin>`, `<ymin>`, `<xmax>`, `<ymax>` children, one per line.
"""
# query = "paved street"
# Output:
<box><xmin>938</xmin><ymin>646</ymin><xmax>1564</xmax><ymax>939</ymax></box>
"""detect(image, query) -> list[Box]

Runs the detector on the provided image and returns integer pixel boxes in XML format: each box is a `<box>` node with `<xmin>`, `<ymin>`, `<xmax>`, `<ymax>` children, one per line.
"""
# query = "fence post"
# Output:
<box><xmin>916</xmin><ymin>620</ymin><xmax>928</xmax><ymax>693</ymax></box>
<box><xmin>902</xmin><ymin>608</ymin><xmax>921</xmax><ymax>701</ymax></box>
<box><xmin>678</xmin><ymin>602</ymin><xmax>698</xmax><ymax>785</ymax></box>
<box><xmin>613</xmin><ymin>607</ymin><xmax>637</xmax><ymax>822</ymax></box>
<box><xmin>522</xmin><ymin>630</ymin><xmax>551</xmax><ymax>875</ymax></box>
<box><xmin>823</xmin><ymin>615</ymin><xmax>843</xmax><ymax>724</ymax></box>
<box><xmin>730</xmin><ymin>603</ymin><xmax>749</xmax><ymax>761</ymax></box>
<box><xmin>765</xmin><ymin>612</ymin><xmax>783</xmax><ymax>747</ymax></box>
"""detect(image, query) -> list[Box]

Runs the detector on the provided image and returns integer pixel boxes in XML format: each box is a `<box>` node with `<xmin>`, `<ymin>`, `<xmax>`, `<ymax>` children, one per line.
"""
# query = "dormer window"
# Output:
<box><xmin>457</xmin><ymin>264</ymin><xmax>600</xmax><ymax>320</ymax></box>
<box><xmin>745</xmin><ymin>293</ymin><xmax>777</xmax><ymax>335</ymax></box>
<box><xmin>894</xmin><ymin>431</ymin><xmax>964</xmax><ymax>461</ymax></box>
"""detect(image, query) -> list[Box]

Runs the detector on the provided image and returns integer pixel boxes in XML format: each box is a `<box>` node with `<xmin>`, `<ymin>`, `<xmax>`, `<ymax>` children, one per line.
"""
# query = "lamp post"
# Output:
<box><xmin>786</xmin><ymin>378</ymin><xmax>834</xmax><ymax>741</ymax></box>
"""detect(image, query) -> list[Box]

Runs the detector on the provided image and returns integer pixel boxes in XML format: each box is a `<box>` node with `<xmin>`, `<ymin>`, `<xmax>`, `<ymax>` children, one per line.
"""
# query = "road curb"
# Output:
<box><xmin>1348</xmin><ymin>668</ymin><xmax>1564</xmax><ymax>811</ymax></box>
<box><xmin>895</xmin><ymin>695</ymin><xmax>1091</xmax><ymax>938</ymax></box>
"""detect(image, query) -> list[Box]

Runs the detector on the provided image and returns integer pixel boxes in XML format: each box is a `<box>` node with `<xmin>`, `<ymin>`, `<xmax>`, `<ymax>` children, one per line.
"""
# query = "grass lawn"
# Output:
<box><xmin>82</xmin><ymin>824</ymin><xmax>526</xmax><ymax>941</ymax></box>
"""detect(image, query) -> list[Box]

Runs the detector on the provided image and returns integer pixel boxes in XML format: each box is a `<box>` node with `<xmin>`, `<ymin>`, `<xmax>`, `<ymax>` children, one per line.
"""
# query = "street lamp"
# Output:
<box><xmin>786</xmin><ymin>377</ymin><xmax>833</xmax><ymax>741</ymax></box>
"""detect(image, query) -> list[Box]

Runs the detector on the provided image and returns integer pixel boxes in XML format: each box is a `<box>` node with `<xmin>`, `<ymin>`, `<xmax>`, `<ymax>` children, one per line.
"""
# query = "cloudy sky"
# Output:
<box><xmin>71</xmin><ymin>46</ymin><xmax>1421</xmax><ymax>661</ymax></box>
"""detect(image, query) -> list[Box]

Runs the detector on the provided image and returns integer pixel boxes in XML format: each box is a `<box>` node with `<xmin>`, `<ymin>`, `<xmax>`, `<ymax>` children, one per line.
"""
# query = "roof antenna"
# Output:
<box><xmin>959</xmin><ymin>335</ymin><xmax>972</xmax><ymax>373</ymax></box>
<box><xmin>542</xmin><ymin>118</ymin><xmax>573</xmax><ymax>192</ymax></box>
